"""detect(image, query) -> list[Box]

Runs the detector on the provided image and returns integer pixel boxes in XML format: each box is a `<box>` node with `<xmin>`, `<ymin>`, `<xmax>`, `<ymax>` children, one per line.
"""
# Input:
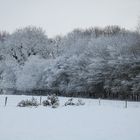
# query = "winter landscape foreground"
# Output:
<box><xmin>0</xmin><ymin>95</ymin><xmax>140</xmax><ymax>140</ymax></box>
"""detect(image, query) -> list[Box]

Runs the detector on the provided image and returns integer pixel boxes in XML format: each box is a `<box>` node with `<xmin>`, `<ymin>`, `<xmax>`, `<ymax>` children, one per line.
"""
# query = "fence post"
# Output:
<box><xmin>5</xmin><ymin>96</ymin><xmax>8</xmax><ymax>106</ymax></box>
<box><xmin>99</xmin><ymin>98</ymin><xmax>101</xmax><ymax>105</ymax></box>
<box><xmin>125</xmin><ymin>100</ymin><xmax>127</xmax><ymax>108</ymax></box>
<box><xmin>40</xmin><ymin>96</ymin><xmax>42</xmax><ymax>105</ymax></box>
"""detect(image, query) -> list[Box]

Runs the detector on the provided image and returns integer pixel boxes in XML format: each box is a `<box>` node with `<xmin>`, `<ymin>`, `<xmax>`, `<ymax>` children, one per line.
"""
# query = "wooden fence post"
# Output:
<box><xmin>99</xmin><ymin>98</ymin><xmax>101</xmax><ymax>105</ymax></box>
<box><xmin>5</xmin><ymin>96</ymin><xmax>8</xmax><ymax>106</ymax></box>
<box><xmin>40</xmin><ymin>96</ymin><xmax>42</xmax><ymax>105</ymax></box>
<box><xmin>125</xmin><ymin>100</ymin><xmax>127</xmax><ymax>108</ymax></box>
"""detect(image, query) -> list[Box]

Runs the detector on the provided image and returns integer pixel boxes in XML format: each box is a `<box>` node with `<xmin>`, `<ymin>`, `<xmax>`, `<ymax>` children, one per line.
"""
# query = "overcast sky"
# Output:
<box><xmin>0</xmin><ymin>0</ymin><xmax>140</xmax><ymax>37</ymax></box>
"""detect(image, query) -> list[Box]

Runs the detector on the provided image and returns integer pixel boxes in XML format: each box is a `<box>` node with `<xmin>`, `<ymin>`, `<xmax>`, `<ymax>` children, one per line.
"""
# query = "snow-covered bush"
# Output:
<box><xmin>64</xmin><ymin>98</ymin><xmax>76</xmax><ymax>106</ymax></box>
<box><xmin>42</xmin><ymin>94</ymin><xmax>59</xmax><ymax>108</ymax></box>
<box><xmin>64</xmin><ymin>98</ymin><xmax>85</xmax><ymax>106</ymax></box>
<box><xmin>17</xmin><ymin>97</ymin><xmax>39</xmax><ymax>107</ymax></box>
<box><xmin>42</xmin><ymin>100</ymin><xmax>52</xmax><ymax>106</ymax></box>
<box><xmin>76</xmin><ymin>99</ymin><xmax>85</xmax><ymax>106</ymax></box>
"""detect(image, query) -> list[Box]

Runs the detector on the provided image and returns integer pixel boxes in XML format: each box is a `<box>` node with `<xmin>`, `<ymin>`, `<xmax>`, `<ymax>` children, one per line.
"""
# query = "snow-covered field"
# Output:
<box><xmin>0</xmin><ymin>95</ymin><xmax>140</xmax><ymax>140</ymax></box>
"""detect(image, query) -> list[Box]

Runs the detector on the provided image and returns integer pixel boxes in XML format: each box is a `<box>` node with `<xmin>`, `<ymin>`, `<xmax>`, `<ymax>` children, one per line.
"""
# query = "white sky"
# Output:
<box><xmin>0</xmin><ymin>0</ymin><xmax>140</xmax><ymax>37</ymax></box>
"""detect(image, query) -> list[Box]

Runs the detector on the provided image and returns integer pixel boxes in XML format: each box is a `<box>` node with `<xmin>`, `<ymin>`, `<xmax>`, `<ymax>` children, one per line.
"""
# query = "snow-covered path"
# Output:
<box><xmin>0</xmin><ymin>95</ymin><xmax>140</xmax><ymax>140</ymax></box>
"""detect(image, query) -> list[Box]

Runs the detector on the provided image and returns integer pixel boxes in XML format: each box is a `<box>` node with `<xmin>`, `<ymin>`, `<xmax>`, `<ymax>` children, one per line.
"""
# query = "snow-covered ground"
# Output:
<box><xmin>0</xmin><ymin>95</ymin><xmax>140</xmax><ymax>140</ymax></box>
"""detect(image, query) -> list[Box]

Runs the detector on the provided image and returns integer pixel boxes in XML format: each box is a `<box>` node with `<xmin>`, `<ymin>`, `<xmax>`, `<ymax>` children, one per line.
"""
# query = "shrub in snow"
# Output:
<box><xmin>64</xmin><ymin>98</ymin><xmax>76</xmax><ymax>106</ymax></box>
<box><xmin>65</xmin><ymin>98</ymin><xmax>85</xmax><ymax>106</ymax></box>
<box><xmin>42</xmin><ymin>100</ymin><xmax>52</xmax><ymax>106</ymax></box>
<box><xmin>42</xmin><ymin>94</ymin><xmax>59</xmax><ymax>108</ymax></box>
<box><xmin>76</xmin><ymin>99</ymin><xmax>85</xmax><ymax>106</ymax></box>
<box><xmin>17</xmin><ymin>97</ymin><xmax>39</xmax><ymax>107</ymax></box>
<box><xmin>48</xmin><ymin>94</ymin><xmax>59</xmax><ymax>105</ymax></box>
<box><xmin>52</xmin><ymin>102</ymin><xmax>59</xmax><ymax>108</ymax></box>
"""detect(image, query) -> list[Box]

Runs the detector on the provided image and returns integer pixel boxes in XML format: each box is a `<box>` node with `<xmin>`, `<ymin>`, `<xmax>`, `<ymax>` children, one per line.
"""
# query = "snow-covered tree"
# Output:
<box><xmin>4</xmin><ymin>26</ymin><xmax>51</xmax><ymax>65</ymax></box>
<box><xmin>136</xmin><ymin>17</ymin><xmax>140</xmax><ymax>33</ymax></box>
<box><xmin>0</xmin><ymin>57</ymin><xmax>19</xmax><ymax>94</ymax></box>
<box><xmin>0</xmin><ymin>25</ymin><xmax>140</xmax><ymax>100</ymax></box>
<box><xmin>16</xmin><ymin>55</ymin><xmax>49</xmax><ymax>91</ymax></box>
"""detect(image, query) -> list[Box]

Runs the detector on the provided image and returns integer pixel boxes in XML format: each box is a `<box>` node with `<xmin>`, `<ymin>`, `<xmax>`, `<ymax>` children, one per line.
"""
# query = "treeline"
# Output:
<box><xmin>0</xmin><ymin>25</ymin><xmax>140</xmax><ymax>101</ymax></box>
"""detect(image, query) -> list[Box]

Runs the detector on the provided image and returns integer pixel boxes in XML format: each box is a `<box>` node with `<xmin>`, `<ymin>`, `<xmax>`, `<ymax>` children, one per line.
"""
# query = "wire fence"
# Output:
<box><xmin>1</xmin><ymin>95</ymin><xmax>140</xmax><ymax>109</ymax></box>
